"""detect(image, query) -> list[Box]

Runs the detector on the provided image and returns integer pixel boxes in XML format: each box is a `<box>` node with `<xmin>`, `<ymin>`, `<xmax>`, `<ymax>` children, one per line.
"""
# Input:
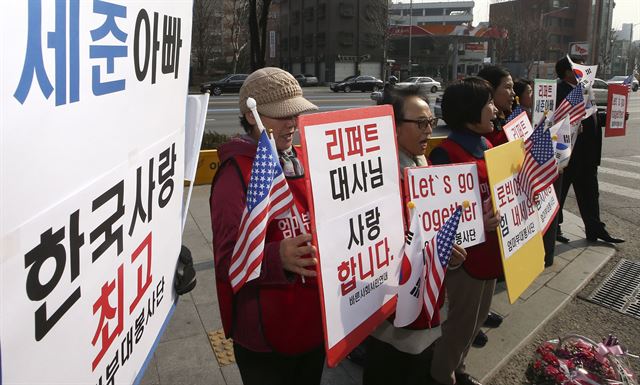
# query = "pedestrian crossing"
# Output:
<box><xmin>596</xmin><ymin>156</ymin><xmax>640</xmax><ymax>201</ymax></box>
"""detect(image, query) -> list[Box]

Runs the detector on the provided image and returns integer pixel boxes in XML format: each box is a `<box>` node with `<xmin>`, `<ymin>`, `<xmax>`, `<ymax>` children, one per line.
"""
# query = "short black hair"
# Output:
<box><xmin>513</xmin><ymin>79</ymin><xmax>532</xmax><ymax>107</ymax></box>
<box><xmin>441</xmin><ymin>77</ymin><xmax>493</xmax><ymax>129</ymax></box>
<box><xmin>477</xmin><ymin>65</ymin><xmax>511</xmax><ymax>91</ymax></box>
<box><xmin>379</xmin><ymin>84</ymin><xmax>430</xmax><ymax>126</ymax></box>
<box><xmin>239</xmin><ymin>115</ymin><xmax>253</xmax><ymax>134</ymax></box>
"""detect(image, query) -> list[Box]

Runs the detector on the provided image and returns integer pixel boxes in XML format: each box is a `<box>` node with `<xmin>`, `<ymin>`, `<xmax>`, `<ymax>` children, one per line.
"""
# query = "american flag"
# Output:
<box><xmin>552</xmin><ymin>83</ymin><xmax>585</xmax><ymax>125</ymax></box>
<box><xmin>424</xmin><ymin>205</ymin><xmax>463</xmax><ymax>320</ymax></box>
<box><xmin>505</xmin><ymin>103</ymin><xmax>524</xmax><ymax>124</ymax></box>
<box><xmin>394</xmin><ymin>206</ymin><xmax>427</xmax><ymax>327</ymax></box>
<box><xmin>229</xmin><ymin>130</ymin><xmax>294</xmax><ymax>292</ymax></box>
<box><xmin>517</xmin><ymin>116</ymin><xmax>558</xmax><ymax>202</ymax></box>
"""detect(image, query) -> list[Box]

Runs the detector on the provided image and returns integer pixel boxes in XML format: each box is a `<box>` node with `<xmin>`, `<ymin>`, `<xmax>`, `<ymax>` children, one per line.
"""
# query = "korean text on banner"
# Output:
<box><xmin>533</xmin><ymin>79</ymin><xmax>557</xmax><ymax>128</ymax></box>
<box><xmin>605</xmin><ymin>84</ymin><xmax>629</xmax><ymax>137</ymax></box>
<box><xmin>1</xmin><ymin>1</ymin><xmax>192</xmax><ymax>384</ymax></box>
<box><xmin>298</xmin><ymin>105</ymin><xmax>405</xmax><ymax>368</ymax></box>
<box><xmin>485</xmin><ymin>140</ymin><xmax>545</xmax><ymax>304</ymax></box>
<box><xmin>404</xmin><ymin>163</ymin><xmax>485</xmax><ymax>248</ymax></box>
<box><xmin>503</xmin><ymin>111</ymin><xmax>534</xmax><ymax>142</ymax></box>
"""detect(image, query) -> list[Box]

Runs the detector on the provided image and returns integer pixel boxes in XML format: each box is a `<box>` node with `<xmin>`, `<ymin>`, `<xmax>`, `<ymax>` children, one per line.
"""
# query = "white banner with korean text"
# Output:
<box><xmin>1</xmin><ymin>1</ymin><xmax>192</xmax><ymax>384</ymax></box>
<box><xmin>298</xmin><ymin>105</ymin><xmax>405</xmax><ymax>368</ymax></box>
<box><xmin>533</xmin><ymin>79</ymin><xmax>557</xmax><ymax>128</ymax></box>
<box><xmin>404</xmin><ymin>163</ymin><xmax>485</xmax><ymax>248</ymax></box>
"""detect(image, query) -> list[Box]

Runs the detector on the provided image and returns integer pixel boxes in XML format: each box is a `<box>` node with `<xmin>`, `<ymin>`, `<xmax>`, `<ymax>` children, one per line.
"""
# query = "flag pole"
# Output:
<box><xmin>246</xmin><ymin>97</ymin><xmax>310</xmax><ymax>283</ymax></box>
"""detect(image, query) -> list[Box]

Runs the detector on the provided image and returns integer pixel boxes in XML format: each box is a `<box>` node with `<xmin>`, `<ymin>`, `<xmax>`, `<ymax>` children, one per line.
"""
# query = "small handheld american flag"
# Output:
<box><xmin>552</xmin><ymin>83</ymin><xmax>586</xmax><ymax>125</ymax></box>
<box><xmin>424</xmin><ymin>204</ymin><xmax>464</xmax><ymax>321</ymax></box>
<box><xmin>229</xmin><ymin>130</ymin><xmax>295</xmax><ymax>292</ymax></box>
<box><xmin>505</xmin><ymin>96</ymin><xmax>524</xmax><ymax>124</ymax></box>
<box><xmin>516</xmin><ymin>116</ymin><xmax>558</xmax><ymax>203</ymax></box>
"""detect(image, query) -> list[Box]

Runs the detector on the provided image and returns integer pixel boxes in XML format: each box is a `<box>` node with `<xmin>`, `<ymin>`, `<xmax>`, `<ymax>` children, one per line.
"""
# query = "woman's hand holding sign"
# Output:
<box><xmin>279</xmin><ymin>234</ymin><xmax>318</xmax><ymax>277</ymax></box>
<box><xmin>483</xmin><ymin>198</ymin><xmax>500</xmax><ymax>232</ymax></box>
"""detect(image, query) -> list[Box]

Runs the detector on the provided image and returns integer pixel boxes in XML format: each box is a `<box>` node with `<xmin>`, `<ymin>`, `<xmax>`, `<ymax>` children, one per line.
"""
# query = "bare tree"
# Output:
<box><xmin>248</xmin><ymin>0</ymin><xmax>273</xmax><ymax>70</ymax></box>
<box><xmin>597</xmin><ymin>28</ymin><xmax>617</xmax><ymax>79</ymax></box>
<box><xmin>192</xmin><ymin>0</ymin><xmax>219</xmax><ymax>75</ymax></box>
<box><xmin>225</xmin><ymin>0</ymin><xmax>249</xmax><ymax>73</ymax></box>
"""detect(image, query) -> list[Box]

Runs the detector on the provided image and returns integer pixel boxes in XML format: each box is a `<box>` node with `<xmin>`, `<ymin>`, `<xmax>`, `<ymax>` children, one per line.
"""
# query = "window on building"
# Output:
<box><xmin>318</xmin><ymin>3</ymin><xmax>326</xmax><ymax>19</ymax></box>
<box><xmin>549</xmin><ymin>34</ymin><xmax>561</xmax><ymax>44</ymax></box>
<box><xmin>446</xmin><ymin>8</ymin><xmax>469</xmax><ymax>15</ymax></box>
<box><xmin>316</xmin><ymin>32</ymin><xmax>326</xmax><ymax>47</ymax></box>
<box><xmin>389</xmin><ymin>9</ymin><xmax>401</xmax><ymax>16</ymax></box>
<box><xmin>338</xmin><ymin>31</ymin><xmax>354</xmax><ymax>47</ymax></box>
<box><xmin>339</xmin><ymin>2</ymin><xmax>354</xmax><ymax>18</ymax></box>
<box><xmin>412</xmin><ymin>8</ymin><xmax>423</xmax><ymax>16</ymax></box>
<box><xmin>564</xmin><ymin>18</ymin><xmax>575</xmax><ymax>28</ymax></box>
<box><xmin>425</xmin><ymin>8</ymin><xmax>443</xmax><ymax>16</ymax></box>
<box><xmin>303</xmin><ymin>6</ymin><xmax>314</xmax><ymax>21</ymax></box>
<box><xmin>293</xmin><ymin>11</ymin><xmax>300</xmax><ymax>25</ymax></box>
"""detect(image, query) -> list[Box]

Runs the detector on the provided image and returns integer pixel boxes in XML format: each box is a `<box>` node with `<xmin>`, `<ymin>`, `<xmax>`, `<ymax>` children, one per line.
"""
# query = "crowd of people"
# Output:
<box><xmin>209</xmin><ymin>59</ymin><xmax>624</xmax><ymax>385</ymax></box>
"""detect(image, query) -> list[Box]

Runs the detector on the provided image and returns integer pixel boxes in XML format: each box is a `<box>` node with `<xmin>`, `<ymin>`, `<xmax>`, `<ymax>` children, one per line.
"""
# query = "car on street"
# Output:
<box><xmin>396</xmin><ymin>76</ymin><xmax>441</xmax><ymax>93</ymax></box>
<box><xmin>330</xmin><ymin>75</ymin><xmax>384</xmax><ymax>92</ymax></box>
<box><xmin>591</xmin><ymin>78</ymin><xmax>609</xmax><ymax>106</ymax></box>
<box><xmin>200</xmin><ymin>74</ymin><xmax>249</xmax><ymax>95</ymax></box>
<box><xmin>294</xmin><ymin>74</ymin><xmax>319</xmax><ymax>87</ymax></box>
<box><xmin>606</xmin><ymin>75</ymin><xmax>639</xmax><ymax>92</ymax></box>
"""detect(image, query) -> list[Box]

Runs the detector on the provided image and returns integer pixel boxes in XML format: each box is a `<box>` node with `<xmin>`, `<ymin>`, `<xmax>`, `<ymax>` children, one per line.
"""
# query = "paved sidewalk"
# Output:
<box><xmin>140</xmin><ymin>185</ymin><xmax>616</xmax><ymax>385</ymax></box>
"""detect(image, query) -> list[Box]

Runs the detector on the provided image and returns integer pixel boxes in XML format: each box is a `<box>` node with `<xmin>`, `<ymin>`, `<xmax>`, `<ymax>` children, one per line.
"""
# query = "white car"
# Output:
<box><xmin>396</xmin><ymin>76</ymin><xmax>441</xmax><ymax>93</ymax></box>
<box><xmin>590</xmin><ymin>78</ymin><xmax>609</xmax><ymax>106</ymax></box>
<box><xmin>606</xmin><ymin>75</ymin><xmax>639</xmax><ymax>92</ymax></box>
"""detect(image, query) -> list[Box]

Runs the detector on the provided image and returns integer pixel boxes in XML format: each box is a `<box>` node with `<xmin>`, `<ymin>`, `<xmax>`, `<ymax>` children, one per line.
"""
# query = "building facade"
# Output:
<box><xmin>389</xmin><ymin>1</ymin><xmax>474</xmax><ymax>26</ymax></box>
<box><xmin>279</xmin><ymin>0</ymin><xmax>387</xmax><ymax>82</ymax></box>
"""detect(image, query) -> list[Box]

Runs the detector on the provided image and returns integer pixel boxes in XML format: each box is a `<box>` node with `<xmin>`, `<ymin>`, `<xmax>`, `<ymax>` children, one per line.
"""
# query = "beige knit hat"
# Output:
<box><xmin>239</xmin><ymin>67</ymin><xmax>318</xmax><ymax>118</ymax></box>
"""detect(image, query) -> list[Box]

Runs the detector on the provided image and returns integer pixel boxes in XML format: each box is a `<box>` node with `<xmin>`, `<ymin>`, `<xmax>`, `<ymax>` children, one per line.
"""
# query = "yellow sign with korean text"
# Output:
<box><xmin>485</xmin><ymin>140</ymin><xmax>545</xmax><ymax>304</ymax></box>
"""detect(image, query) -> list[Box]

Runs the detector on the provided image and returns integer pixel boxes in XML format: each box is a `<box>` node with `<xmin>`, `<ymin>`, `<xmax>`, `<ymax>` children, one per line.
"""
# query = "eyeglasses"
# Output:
<box><xmin>402</xmin><ymin>117</ymin><xmax>438</xmax><ymax>132</ymax></box>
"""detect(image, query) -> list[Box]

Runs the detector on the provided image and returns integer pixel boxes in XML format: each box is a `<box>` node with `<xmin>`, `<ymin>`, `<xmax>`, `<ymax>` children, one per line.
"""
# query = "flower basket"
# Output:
<box><xmin>526</xmin><ymin>334</ymin><xmax>637</xmax><ymax>385</ymax></box>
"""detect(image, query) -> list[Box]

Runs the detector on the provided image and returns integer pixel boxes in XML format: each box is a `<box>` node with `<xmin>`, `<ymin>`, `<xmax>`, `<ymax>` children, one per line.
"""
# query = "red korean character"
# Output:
<box><xmin>325</xmin><ymin>128</ymin><xmax>345</xmax><ymax>161</ymax></box>
<box><xmin>505</xmin><ymin>180</ymin><xmax>515</xmax><ymax>203</ymax></box>
<box><xmin>496</xmin><ymin>184</ymin><xmax>507</xmax><ymax>208</ymax></box>
<box><xmin>372</xmin><ymin>237</ymin><xmax>391</xmax><ymax>269</ymax></box>
<box><xmin>129</xmin><ymin>232</ymin><xmax>153</xmax><ymax>314</ymax></box>
<box><xmin>337</xmin><ymin>257</ymin><xmax>357</xmax><ymax>295</ymax></box>
<box><xmin>92</xmin><ymin>265</ymin><xmax>124</xmax><ymax>370</ymax></box>
<box><xmin>358</xmin><ymin>250</ymin><xmax>374</xmax><ymax>280</ymax></box>
<box><xmin>345</xmin><ymin>125</ymin><xmax>363</xmax><ymax>157</ymax></box>
<box><xmin>363</xmin><ymin>123</ymin><xmax>380</xmax><ymax>153</ymax></box>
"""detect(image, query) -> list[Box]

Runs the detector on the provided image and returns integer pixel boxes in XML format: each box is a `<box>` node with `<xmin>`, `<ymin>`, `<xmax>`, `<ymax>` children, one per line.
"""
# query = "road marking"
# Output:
<box><xmin>599</xmin><ymin>167</ymin><xmax>640</xmax><ymax>180</ymax></box>
<box><xmin>601</xmin><ymin>157</ymin><xmax>640</xmax><ymax>167</ymax></box>
<box><xmin>599</xmin><ymin>181</ymin><xmax>640</xmax><ymax>200</ymax></box>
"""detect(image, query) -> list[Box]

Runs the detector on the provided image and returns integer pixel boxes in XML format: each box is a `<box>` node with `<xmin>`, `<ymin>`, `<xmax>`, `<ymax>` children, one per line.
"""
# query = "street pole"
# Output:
<box><xmin>408</xmin><ymin>0</ymin><xmax>412</xmax><ymax>78</ymax></box>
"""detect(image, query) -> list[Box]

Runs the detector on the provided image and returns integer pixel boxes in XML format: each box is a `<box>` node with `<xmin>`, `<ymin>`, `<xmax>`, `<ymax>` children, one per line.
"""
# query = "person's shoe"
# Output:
<box><xmin>556</xmin><ymin>231</ymin><xmax>570</xmax><ymax>243</ymax></box>
<box><xmin>483</xmin><ymin>311</ymin><xmax>503</xmax><ymax>328</ymax></box>
<box><xmin>586</xmin><ymin>229</ymin><xmax>625</xmax><ymax>243</ymax></box>
<box><xmin>472</xmin><ymin>330</ymin><xmax>488</xmax><ymax>348</ymax></box>
<box><xmin>455</xmin><ymin>372</ymin><xmax>483</xmax><ymax>385</ymax></box>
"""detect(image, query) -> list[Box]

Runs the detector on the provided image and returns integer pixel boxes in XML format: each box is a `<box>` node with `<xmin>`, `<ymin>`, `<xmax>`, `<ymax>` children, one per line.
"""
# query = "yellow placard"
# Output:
<box><xmin>485</xmin><ymin>140</ymin><xmax>545</xmax><ymax>304</ymax></box>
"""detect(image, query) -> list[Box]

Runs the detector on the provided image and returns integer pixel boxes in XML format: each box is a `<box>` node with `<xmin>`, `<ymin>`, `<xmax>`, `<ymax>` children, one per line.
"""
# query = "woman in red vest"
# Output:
<box><xmin>428</xmin><ymin>78</ymin><xmax>501</xmax><ymax>385</ymax></box>
<box><xmin>210</xmin><ymin>68</ymin><xmax>324</xmax><ymax>385</ymax></box>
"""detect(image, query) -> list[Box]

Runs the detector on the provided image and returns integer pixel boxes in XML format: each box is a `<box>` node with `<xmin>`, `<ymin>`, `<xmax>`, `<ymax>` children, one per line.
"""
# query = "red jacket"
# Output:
<box><xmin>429</xmin><ymin>131</ymin><xmax>503</xmax><ymax>280</ymax></box>
<box><xmin>210</xmin><ymin>137</ymin><xmax>323</xmax><ymax>355</ymax></box>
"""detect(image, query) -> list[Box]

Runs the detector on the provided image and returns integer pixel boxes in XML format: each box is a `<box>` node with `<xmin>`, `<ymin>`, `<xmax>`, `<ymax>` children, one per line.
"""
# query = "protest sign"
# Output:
<box><xmin>404</xmin><ymin>163</ymin><xmax>485</xmax><ymax>248</ymax></box>
<box><xmin>485</xmin><ymin>140</ymin><xmax>545</xmax><ymax>304</ymax></box>
<box><xmin>1</xmin><ymin>2</ymin><xmax>191</xmax><ymax>384</ymax></box>
<box><xmin>298</xmin><ymin>105</ymin><xmax>405</xmax><ymax>367</ymax></box>
<box><xmin>533</xmin><ymin>79</ymin><xmax>557</xmax><ymax>128</ymax></box>
<box><xmin>605</xmin><ymin>84</ymin><xmax>629</xmax><ymax>137</ymax></box>
<box><xmin>535</xmin><ymin>185</ymin><xmax>560</xmax><ymax>234</ymax></box>
<box><xmin>503</xmin><ymin>111</ymin><xmax>534</xmax><ymax>142</ymax></box>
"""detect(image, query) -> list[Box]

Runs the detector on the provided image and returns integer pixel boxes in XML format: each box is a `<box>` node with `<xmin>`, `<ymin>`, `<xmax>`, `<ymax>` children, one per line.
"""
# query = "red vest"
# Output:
<box><xmin>436</xmin><ymin>139</ymin><xmax>503</xmax><ymax>280</ymax></box>
<box><xmin>215</xmin><ymin>147</ymin><xmax>324</xmax><ymax>355</ymax></box>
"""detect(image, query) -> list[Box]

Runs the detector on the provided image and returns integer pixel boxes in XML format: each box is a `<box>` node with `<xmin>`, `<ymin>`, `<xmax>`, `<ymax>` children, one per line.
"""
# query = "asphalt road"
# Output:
<box><xmin>490</xmin><ymin>91</ymin><xmax>640</xmax><ymax>384</ymax></box>
<box><xmin>203</xmin><ymin>87</ymin><xmax>444</xmax><ymax>138</ymax></box>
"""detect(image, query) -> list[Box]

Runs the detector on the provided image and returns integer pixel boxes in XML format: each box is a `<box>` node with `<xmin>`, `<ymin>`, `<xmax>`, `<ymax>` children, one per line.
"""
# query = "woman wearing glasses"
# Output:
<box><xmin>363</xmin><ymin>85</ymin><xmax>467</xmax><ymax>385</ymax></box>
<box><xmin>427</xmin><ymin>78</ymin><xmax>501</xmax><ymax>385</ymax></box>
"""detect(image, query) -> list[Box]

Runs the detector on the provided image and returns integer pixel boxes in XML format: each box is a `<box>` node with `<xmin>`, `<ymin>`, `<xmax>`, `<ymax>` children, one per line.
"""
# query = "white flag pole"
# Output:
<box><xmin>246</xmin><ymin>97</ymin><xmax>310</xmax><ymax>283</ymax></box>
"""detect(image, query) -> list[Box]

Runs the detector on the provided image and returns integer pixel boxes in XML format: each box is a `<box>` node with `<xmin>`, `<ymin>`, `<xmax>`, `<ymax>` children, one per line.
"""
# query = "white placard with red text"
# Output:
<box><xmin>533</xmin><ymin>79</ymin><xmax>557</xmax><ymax>127</ymax></box>
<box><xmin>503</xmin><ymin>111</ymin><xmax>534</xmax><ymax>142</ymax></box>
<box><xmin>404</xmin><ymin>163</ymin><xmax>485</xmax><ymax>248</ymax></box>
<box><xmin>534</xmin><ymin>185</ymin><xmax>560</xmax><ymax>234</ymax></box>
<box><xmin>298</xmin><ymin>106</ymin><xmax>405</xmax><ymax>368</ymax></box>
<box><xmin>1</xmin><ymin>1</ymin><xmax>191</xmax><ymax>384</ymax></box>
<box><xmin>605</xmin><ymin>84</ymin><xmax>629</xmax><ymax>137</ymax></box>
